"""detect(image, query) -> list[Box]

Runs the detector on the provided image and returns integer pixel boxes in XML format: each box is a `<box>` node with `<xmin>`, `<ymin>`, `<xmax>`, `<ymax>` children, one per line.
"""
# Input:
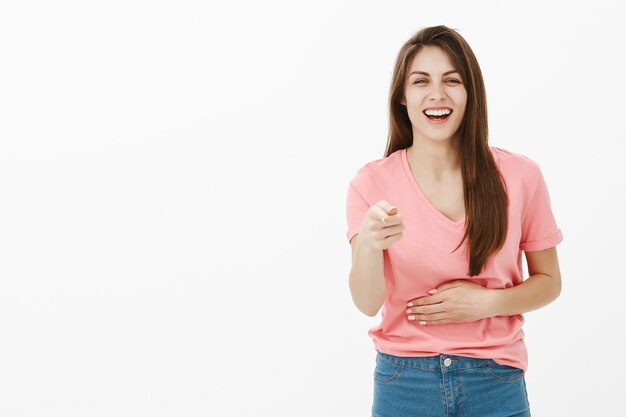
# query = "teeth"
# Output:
<box><xmin>424</xmin><ymin>109</ymin><xmax>451</xmax><ymax>116</ymax></box>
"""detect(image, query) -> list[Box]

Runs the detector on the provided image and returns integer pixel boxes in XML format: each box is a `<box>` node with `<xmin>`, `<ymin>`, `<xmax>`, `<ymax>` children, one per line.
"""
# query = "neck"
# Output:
<box><xmin>407</xmin><ymin>136</ymin><xmax>461</xmax><ymax>180</ymax></box>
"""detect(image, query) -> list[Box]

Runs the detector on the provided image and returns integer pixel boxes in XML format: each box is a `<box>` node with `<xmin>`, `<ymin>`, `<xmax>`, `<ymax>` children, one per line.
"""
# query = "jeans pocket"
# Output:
<box><xmin>482</xmin><ymin>359</ymin><xmax>524</xmax><ymax>381</ymax></box>
<box><xmin>374</xmin><ymin>354</ymin><xmax>403</xmax><ymax>384</ymax></box>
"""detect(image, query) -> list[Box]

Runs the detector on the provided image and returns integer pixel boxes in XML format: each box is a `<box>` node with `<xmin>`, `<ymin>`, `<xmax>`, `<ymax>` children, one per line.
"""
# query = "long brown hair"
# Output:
<box><xmin>384</xmin><ymin>25</ymin><xmax>508</xmax><ymax>277</ymax></box>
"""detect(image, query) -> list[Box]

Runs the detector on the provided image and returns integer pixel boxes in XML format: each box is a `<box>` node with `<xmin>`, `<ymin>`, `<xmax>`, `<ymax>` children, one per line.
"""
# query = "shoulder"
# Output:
<box><xmin>349</xmin><ymin>149</ymin><xmax>404</xmax><ymax>197</ymax></box>
<box><xmin>490</xmin><ymin>146</ymin><xmax>542</xmax><ymax>186</ymax></box>
<box><xmin>353</xmin><ymin>148</ymin><xmax>404</xmax><ymax>179</ymax></box>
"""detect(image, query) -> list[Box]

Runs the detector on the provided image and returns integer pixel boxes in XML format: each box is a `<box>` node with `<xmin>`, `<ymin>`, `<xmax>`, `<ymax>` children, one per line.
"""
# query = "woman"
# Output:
<box><xmin>346</xmin><ymin>25</ymin><xmax>563</xmax><ymax>417</ymax></box>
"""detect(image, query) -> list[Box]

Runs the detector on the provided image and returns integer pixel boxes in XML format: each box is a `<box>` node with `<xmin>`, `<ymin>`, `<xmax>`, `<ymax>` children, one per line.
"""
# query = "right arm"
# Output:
<box><xmin>349</xmin><ymin>233</ymin><xmax>385</xmax><ymax>317</ymax></box>
<box><xmin>348</xmin><ymin>203</ymin><xmax>402</xmax><ymax>317</ymax></box>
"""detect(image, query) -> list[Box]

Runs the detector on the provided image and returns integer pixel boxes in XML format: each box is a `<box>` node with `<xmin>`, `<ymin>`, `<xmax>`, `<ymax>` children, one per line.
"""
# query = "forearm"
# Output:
<box><xmin>349</xmin><ymin>235</ymin><xmax>385</xmax><ymax>317</ymax></box>
<box><xmin>491</xmin><ymin>273</ymin><xmax>561</xmax><ymax>317</ymax></box>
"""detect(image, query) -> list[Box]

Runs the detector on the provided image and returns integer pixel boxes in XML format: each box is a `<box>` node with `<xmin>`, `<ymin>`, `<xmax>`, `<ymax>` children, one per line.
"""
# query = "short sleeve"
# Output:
<box><xmin>346</xmin><ymin>168</ymin><xmax>370</xmax><ymax>244</ymax></box>
<box><xmin>519</xmin><ymin>163</ymin><xmax>564</xmax><ymax>252</ymax></box>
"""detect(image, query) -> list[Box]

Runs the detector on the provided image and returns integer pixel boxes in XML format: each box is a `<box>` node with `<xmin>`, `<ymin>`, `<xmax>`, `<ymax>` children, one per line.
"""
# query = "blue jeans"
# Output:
<box><xmin>372</xmin><ymin>351</ymin><xmax>531</xmax><ymax>417</ymax></box>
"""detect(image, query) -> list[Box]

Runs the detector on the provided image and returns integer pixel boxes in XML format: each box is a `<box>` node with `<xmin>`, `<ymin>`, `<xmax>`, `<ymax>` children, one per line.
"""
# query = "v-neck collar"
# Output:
<box><xmin>400</xmin><ymin>147</ymin><xmax>466</xmax><ymax>229</ymax></box>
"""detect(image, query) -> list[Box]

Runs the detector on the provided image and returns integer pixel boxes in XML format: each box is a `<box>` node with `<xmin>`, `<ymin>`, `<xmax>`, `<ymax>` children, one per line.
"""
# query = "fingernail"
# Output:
<box><xmin>407</xmin><ymin>302</ymin><xmax>413</xmax><ymax>307</ymax></box>
<box><xmin>419</xmin><ymin>321</ymin><xmax>427</xmax><ymax>325</ymax></box>
<box><xmin>428</xmin><ymin>289</ymin><xmax>437</xmax><ymax>294</ymax></box>
<box><xmin>408</xmin><ymin>315</ymin><xmax>415</xmax><ymax>320</ymax></box>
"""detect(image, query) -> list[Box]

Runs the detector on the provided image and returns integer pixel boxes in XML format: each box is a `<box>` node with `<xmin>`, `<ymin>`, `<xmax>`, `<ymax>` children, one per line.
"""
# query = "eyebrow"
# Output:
<box><xmin>408</xmin><ymin>70</ymin><xmax>459</xmax><ymax>77</ymax></box>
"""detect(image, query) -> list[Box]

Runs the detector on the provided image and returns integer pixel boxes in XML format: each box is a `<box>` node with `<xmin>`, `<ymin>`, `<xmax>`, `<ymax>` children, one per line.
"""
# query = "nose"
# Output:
<box><xmin>428</xmin><ymin>81</ymin><xmax>446</xmax><ymax>100</ymax></box>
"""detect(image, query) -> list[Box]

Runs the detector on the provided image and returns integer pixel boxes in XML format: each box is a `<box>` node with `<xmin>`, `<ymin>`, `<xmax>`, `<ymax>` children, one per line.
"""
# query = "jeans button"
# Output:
<box><xmin>443</xmin><ymin>358</ymin><xmax>452</xmax><ymax>366</ymax></box>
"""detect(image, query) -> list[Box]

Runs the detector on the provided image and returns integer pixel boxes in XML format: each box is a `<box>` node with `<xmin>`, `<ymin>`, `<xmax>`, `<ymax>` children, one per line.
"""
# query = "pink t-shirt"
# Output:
<box><xmin>345</xmin><ymin>146</ymin><xmax>563</xmax><ymax>373</ymax></box>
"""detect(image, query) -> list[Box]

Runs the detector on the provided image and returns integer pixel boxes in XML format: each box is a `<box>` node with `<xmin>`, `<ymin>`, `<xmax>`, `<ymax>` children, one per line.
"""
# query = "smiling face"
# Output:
<box><xmin>400</xmin><ymin>45</ymin><xmax>467</xmax><ymax>145</ymax></box>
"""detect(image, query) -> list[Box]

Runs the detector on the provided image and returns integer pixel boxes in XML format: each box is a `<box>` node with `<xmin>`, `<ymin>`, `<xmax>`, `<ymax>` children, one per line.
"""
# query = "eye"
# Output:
<box><xmin>413</xmin><ymin>79</ymin><xmax>461</xmax><ymax>85</ymax></box>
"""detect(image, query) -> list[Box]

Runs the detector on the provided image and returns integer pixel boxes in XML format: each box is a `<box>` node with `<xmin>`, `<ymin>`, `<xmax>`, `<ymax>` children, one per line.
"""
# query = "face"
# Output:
<box><xmin>400</xmin><ymin>45</ymin><xmax>467</xmax><ymax>145</ymax></box>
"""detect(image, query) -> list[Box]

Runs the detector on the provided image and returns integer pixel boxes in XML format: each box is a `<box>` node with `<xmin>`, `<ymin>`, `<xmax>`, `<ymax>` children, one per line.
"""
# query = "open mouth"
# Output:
<box><xmin>423</xmin><ymin>109</ymin><xmax>453</xmax><ymax>122</ymax></box>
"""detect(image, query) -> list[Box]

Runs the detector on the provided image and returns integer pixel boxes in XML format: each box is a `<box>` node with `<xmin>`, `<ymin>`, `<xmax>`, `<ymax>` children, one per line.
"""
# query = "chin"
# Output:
<box><xmin>421</xmin><ymin>128</ymin><xmax>455</xmax><ymax>139</ymax></box>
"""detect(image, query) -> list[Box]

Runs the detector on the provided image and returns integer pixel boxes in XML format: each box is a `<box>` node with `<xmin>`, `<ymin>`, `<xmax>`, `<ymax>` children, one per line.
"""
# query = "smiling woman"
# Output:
<box><xmin>401</xmin><ymin>50</ymin><xmax>467</xmax><ymax>139</ymax></box>
<box><xmin>345</xmin><ymin>24</ymin><xmax>564</xmax><ymax>417</ymax></box>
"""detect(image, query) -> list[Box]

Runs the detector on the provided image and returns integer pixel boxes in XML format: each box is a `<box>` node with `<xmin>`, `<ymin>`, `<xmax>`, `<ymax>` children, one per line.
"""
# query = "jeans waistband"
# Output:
<box><xmin>377</xmin><ymin>350</ymin><xmax>497</xmax><ymax>372</ymax></box>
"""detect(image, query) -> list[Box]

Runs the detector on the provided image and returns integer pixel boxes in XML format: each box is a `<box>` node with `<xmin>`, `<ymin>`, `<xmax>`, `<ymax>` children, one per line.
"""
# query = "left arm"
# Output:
<box><xmin>491</xmin><ymin>246</ymin><xmax>562</xmax><ymax>316</ymax></box>
<box><xmin>405</xmin><ymin>246</ymin><xmax>562</xmax><ymax>325</ymax></box>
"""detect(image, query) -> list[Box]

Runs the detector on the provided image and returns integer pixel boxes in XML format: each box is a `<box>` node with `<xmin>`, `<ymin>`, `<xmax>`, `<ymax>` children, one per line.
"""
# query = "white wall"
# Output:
<box><xmin>0</xmin><ymin>0</ymin><xmax>623</xmax><ymax>416</ymax></box>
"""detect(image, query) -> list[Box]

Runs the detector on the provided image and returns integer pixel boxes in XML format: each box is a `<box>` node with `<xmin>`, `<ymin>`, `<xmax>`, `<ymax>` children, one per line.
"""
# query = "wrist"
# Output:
<box><xmin>487</xmin><ymin>288</ymin><xmax>504</xmax><ymax>318</ymax></box>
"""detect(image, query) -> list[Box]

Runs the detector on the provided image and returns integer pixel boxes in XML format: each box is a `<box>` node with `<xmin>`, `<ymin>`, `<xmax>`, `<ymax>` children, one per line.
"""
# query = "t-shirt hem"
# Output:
<box><xmin>372</xmin><ymin>340</ymin><xmax>528</xmax><ymax>373</ymax></box>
